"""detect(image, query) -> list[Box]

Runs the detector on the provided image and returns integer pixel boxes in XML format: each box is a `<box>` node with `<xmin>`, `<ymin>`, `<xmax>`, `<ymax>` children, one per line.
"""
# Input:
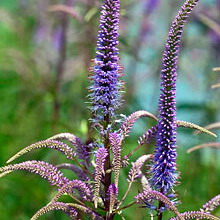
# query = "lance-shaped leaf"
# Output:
<box><xmin>135</xmin><ymin>190</ymin><xmax>183</xmax><ymax>220</ymax></box>
<box><xmin>201</xmin><ymin>194</ymin><xmax>220</xmax><ymax>213</ymax></box>
<box><xmin>67</xmin><ymin>203</ymin><xmax>102</xmax><ymax>220</ymax></box>
<box><xmin>128</xmin><ymin>155</ymin><xmax>152</xmax><ymax>183</ymax></box>
<box><xmin>30</xmin><ymin>202</ymin><xmax>78</xmax><ymax>220</ymax></box>
<box><xmin>177</xmin><ymin>120</ymin><xmax>217</xmax><ymax>138</ymax></box>
<box><xmin>169</xmin><ymin>211</ymin><xmax>219</xmax><ymax>220</ymax></box>
<box><xmin>187</xmin><ymin>142</ymin><xmax>220</xmax><ymax>153</ymax></box>
<box><xmin>49</xmin><ymin>180</ymin><xmax>92</xmax><ymax>203</ymax></box>
<box><xmin>108</xmin><ymin>184</ymin><xmax>118</xmax><ymax>214</ymax></box>
<box><xmin>93</xmin><ymin>148</ymin><xmax>108</xmax><ymax>208</ymax></box>
<box><xmin>0</xmin><ymin>160</ymin><xmax>69</xmax><ymax>187</ymax></box>
<box><xmin>120</xmin><ymin>110</ymin><xmax>158</xmax><ymax>137</ymax></box>
<box><xmin>48</xmin><ymin>133</ymin><xmax>90</xmax><ymax>164</ymax></box>
<box><xmin>57</xmin><ymin>163</ymin><xmax>90</xmax><ymax>181</ymax></box>
<box><xmin>109</xmin><ymin>132</ymin><xmax>121</xmax><ymax>187</ymax></box>
<box><xmin>7</xmin><ymin>140</ymin><xmax>76</xmax><ymax>163</ymax></box>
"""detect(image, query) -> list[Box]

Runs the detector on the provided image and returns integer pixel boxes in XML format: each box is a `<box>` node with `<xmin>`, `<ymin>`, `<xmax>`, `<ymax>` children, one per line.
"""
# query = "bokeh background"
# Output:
<box><xmin>0</xmin><ymin>0</ymin><xmax>220</xmax><ymax>219</ymax></box>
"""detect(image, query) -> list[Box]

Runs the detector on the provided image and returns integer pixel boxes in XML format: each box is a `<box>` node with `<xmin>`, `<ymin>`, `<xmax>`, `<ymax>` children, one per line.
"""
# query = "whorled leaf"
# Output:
<box><xmin>177</xmin><ymin>120</ymin><xmax>217</xmax><ymax>138</ymax></box>
<box><xmin>201</xmin><ymin>194</ymin><xmax>220</xmax><ymax>213</ymax></box>
<box><xmin>169</xmin><ymin>211</ymin><xmax>220</xmax><ymax>220</ymax></box>
<box><xmin>0</xmin><ymin>160</ymin><xmax>69</xmax><ymax>187</ymax></box>
<box><xmin>135</xmin><ymin>190</ymin><xmax>183</xmax><ymax>220</ymax></box>
<box><xmin>187</xmin><ymin>142</ymin><xmax>220</xmax><ymax>153</ymax></box>
<box><xmin>30</xmin><ymin>202</ymin><xmax>78</xmax><ymax>220</ymax></box>
<box><xmin>109</xmin><ymin>132</ymin><xmax>121</xmax><ymax>187</ymax></box>
<box><xmin>7</xmin><ymin>140</ymin><xmax>76</xmax><ymax>163</ymax></box>
<box><xmin>119</xmin><ymin>110</ymin><xmax>158</xmax><ymax>138</ymax></box>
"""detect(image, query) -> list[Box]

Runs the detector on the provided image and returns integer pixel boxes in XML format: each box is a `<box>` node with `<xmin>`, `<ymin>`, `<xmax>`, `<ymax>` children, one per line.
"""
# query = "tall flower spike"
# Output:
<box><xmin>152</xmin><ymin>0</ymin><xmax>199</xmax><ymax>193</ymax></box>
<box><xmin>93</xmin><ymin>148</ymin><xmax>108</xmax><ymax>208</ymax></box>
<box><xmin>89</xmin><ymin>0</ymin><xmax>122</xmax><ymax>123</ymax></box>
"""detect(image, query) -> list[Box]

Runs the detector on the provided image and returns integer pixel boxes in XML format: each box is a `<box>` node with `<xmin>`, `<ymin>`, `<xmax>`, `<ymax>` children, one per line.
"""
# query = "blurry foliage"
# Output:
<box><xmin>0</xmin><ymin>0</ymin><xmax>220</xmax><ymax>219</ymax></box>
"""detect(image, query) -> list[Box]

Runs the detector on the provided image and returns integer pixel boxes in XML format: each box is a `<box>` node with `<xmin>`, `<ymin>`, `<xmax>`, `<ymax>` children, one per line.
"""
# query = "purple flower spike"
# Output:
<box><xmin>89</xmin><ymin>0</ymin><xmax>122</xmax><ymax>123</ymax></box>
<box><xmin>108</xmin><ymin>184</ymin><xmax>118</xmax><ymax>213</ymax></box>
<box><xmin>94</xmin><ymin>148</ymin><xmax>108</xmax><ymax>208</ymax></box>
<box><xmin>152</xmin><ymin>0</ymin><xmax>199</xmax><ymax>193</ymax></box>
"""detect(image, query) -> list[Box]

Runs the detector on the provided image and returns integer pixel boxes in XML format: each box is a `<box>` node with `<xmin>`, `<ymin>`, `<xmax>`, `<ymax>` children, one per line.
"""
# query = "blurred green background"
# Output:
<box><xmin>0</xmin><ymin>0</ymin><xmax>220</xmax><ymax>219</ymax></box>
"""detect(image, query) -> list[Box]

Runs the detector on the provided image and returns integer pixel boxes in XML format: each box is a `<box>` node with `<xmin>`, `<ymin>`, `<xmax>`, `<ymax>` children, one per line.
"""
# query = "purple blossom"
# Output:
<box><xmin>0</xmin><ymin>160</ymin><xmax>69</xmax><ymax>188</ymax></box>
<box><xmin>56</xmin><ymin>163</ymin><xmax>90</xmax><ymax>181</ymax></box>
<box><xmin>109</xmin><ymin>132</ymin><xmax>121</xmax><ymax>186</ymax></box>
<box><xmin>89</xmin><ymin>0</ymin><xmax>122</xmax><ymax>122</ymax></box>
<box><xmin>93</xmin><ymin>147</ymin><xmax>108</xmax><ymax>208</ymax></box>
<box><xmin>152</xmin><ymin>0</ymin><xmax>199</xmax><ymax>193</ymax></box>
<box><xmin>107</xmin><ymin>184</ymin><xmax>118</xmax><ymax>213</ymax></box>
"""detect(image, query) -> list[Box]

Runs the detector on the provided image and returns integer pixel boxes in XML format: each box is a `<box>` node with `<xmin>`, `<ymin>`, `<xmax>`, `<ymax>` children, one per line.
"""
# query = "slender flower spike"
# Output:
<box><xmin>0</xmin><ymin>160</ymin><xmax>69</xmax><ymax>188</ymax></box>
<box><xmin>93</xmin><ymin>148</ymin><xmax>108</xmax><ymax>208</ymax></box>
<box><xmin>89</xmin><ymin>0</ymin><xmax>122</xmax><ymax>123</ymax></box>
<box><xmin>108</xmin><ymin>184</ymin><xmax>118</xmax><ymax>214</ymax></box>
<box><xmin>30</xmin><ymin>202</ymin><xmax>78</xmax><ymax>220</ymax></box>
<box><xmin>109</xmin><ymin>132</ymin><xmax>121</xmax><ymax>187</ymax></box>
<box><xmin>135</xmin><ymin>190</ymin><xmax>183</xmax><ymax>220</ymax></box>
<box><xmin>202</xmin><ymin>194</ymin><xmax>220</xmax><ymax>213</ymax></box>
<box><xmin>152</xmin><ymin>0</ymin><xmax>199</xmax><ymax>193</ymax></box>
